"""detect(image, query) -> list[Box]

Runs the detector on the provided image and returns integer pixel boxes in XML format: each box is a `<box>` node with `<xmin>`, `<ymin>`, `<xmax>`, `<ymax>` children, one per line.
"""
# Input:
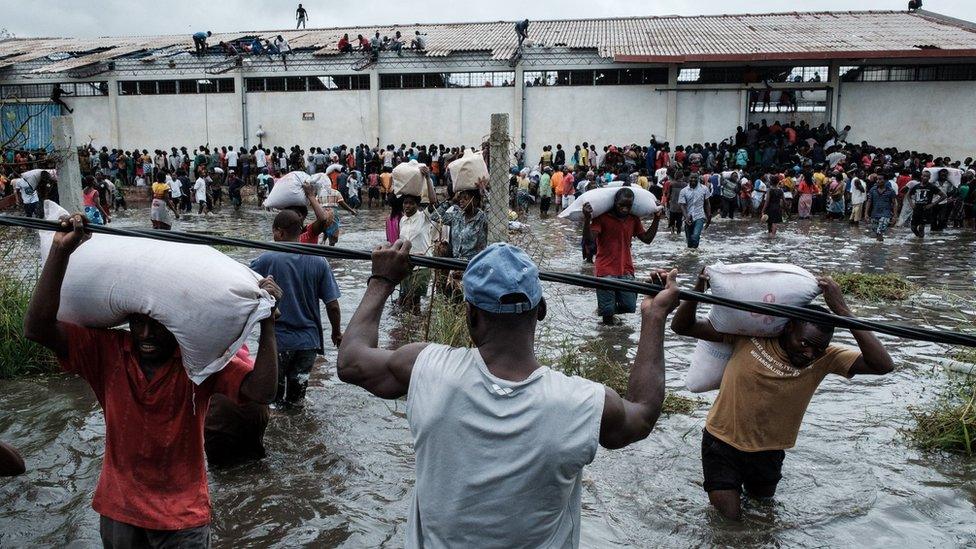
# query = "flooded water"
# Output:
<box><xmin>1</xmin><ymin>204</ymin><xmax>975</xmax><ymax>547</ymax></box>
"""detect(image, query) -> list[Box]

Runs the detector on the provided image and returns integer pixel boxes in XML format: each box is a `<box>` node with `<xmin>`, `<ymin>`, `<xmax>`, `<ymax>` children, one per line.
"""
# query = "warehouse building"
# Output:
<box><xmin>1</xmin><ymin>9</ymin><xmax>975</xmax><ymax>159</ymax></box>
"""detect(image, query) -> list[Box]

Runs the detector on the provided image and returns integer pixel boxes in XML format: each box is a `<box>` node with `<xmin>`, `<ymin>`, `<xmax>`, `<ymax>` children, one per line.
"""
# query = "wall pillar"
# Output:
<box><xmin>666</xmin><ymin>64</ymin><xmax>678</xmax><ymax>143</ymax></box>
<box><xmin>235</xmin><ymin>70</ymin><xmax>247</xmax><ymax>147</ymax></box>
<box><xmin>828</xmin><ymin>62</ymin><xmax>841</xmax><ymax>128</ymax></box>
<box><xmin>52</xmin><ymin>116</ymin><xmax>83</xmax><ymax>213</ymax></box>
<box><xmin>513</xmin><ymin>64</ymin><xmax>525</xmax><ymax>149</ymax></box>
<box><xmin>107</xmin><ymin>75</ymin><xmax>121</xmax><ymax>148</ymax></box>
<box><xmin>369</xmin><ymin>69</ymin><xmax>380</xmax><ymax>147</ymax></box>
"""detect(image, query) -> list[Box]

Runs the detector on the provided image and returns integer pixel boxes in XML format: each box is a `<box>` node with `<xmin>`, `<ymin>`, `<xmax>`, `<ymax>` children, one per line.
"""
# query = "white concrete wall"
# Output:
<box><xmin>379</xmin><ymin>87</ymin><xmax>514</xmax><ymax>149</ymax></box>
<box><xmin>838</xmin><ymin>81</ymin><xmax>976</xmax><ymax>160</ymax></box>
<box><xmin>523</xmin><ymin>86</ymin><xmax>668</xmax><ymax>165</ymax></box>
<box><xmin>675</xmin><ymin>90</ymin><xmax>742</xmax><ymax>145</ymax></box>
<box><xmin>70</xmin><ymin>97</ymin><xmax>112</xmax><ymax>149</ymax></box>
<box><xmin>245</xmin><ymin>90</ymin><xmax>372</xmax><ymax>148</ymax></box>
<box><xmin>116</xmin><ymin>94</ymin><xmax>240</xmax><ymax>150</ymax></box>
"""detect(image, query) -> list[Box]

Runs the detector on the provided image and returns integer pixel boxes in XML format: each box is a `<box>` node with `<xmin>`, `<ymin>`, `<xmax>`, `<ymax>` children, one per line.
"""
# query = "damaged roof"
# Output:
<box><xmin>1</xmin><ymin>10</ymin><xmax>975</xmax><ymax>74</ymax></box>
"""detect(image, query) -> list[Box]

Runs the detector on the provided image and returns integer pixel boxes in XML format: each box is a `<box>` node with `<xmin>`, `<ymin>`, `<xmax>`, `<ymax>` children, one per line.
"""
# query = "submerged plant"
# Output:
<box><xmin>907</xmin><ymin>377</ymin><xmax>976</xmax><ymax>456</ymax></box>
<box><xmin>0</xmin><ymin>273</ymin><xmax>57</xmax><ymax>378</ymax></box>
<box><xmin>828</xmin><ymin>272</ymin><xmax>916</xmax><ymax>301</ymax></box>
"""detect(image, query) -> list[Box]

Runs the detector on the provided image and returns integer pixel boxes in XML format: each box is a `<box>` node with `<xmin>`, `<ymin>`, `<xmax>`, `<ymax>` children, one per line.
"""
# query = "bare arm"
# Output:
<box><xmin>599</xmin><ymin>270</ymin><xmax>679</xmax><ymax>449</ymax></box>
<box><xmin>670</xmin><ymin>269</ymin><xmax>725</xmax><ymax>343</ymax></box>
<box><xmin>239</xmin><ymin>278</ymin><xmax>281</xmax><ymax>403</ymax></box>
<box><xmin>636</xmin><ymin>212</ymin><xmax>661</xmax><ymax>244</ymax></box>
<box><xmin>337</xmin><ymin>241</ymin><xmax>428</xmax><ymax>398</ymax></box>
<box><xmin>24</xmin><ymin>214</ymin><xmax>90</xmax><ymax>360</ymax></box>
<box><xmin>0</xmin><ymin>441</ymin><xmax>25</xmax><ymax>477</ymax></box>
<box><xmin>581</xmin><ymin>202</ymin><xmax>594</xmax><ymax>243</ymax></box>
<box><xmin>326</xmin><ymin>299</ymin><xmax>342</xmax><ymax>347</ymax></box>
<box><xmin>818</xmin><ymin>276</ymin><xmax>894</xmax><ymax>376</ymax></box>
<box><xmin>303</xmin><ymin>182</ymin><xmax>332</xmax><ymax>235</ymax></box>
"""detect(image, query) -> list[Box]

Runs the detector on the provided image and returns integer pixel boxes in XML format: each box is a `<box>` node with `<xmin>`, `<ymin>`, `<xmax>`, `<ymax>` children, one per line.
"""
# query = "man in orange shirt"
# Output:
<box><xmin>379</xmin><ymin>168</ymin><xmax>393</xmax><ymax>203</ymax></box>
<box><xmin>550</xmin><ymin>168</ymin><xmax>564</xmax><ymax>210</ymax></box>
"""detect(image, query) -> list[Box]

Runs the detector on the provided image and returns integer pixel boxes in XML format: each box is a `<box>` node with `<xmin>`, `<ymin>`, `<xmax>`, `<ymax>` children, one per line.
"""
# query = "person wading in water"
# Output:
<box><xmin>338</xmin><ymin>241</ymin><xmax>680</xmax><ymax>547</ymax></box>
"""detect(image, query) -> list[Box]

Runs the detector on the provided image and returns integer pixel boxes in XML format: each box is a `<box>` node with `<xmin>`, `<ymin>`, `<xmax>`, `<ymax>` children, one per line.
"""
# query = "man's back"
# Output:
<box><xmin>406</xmin><ymin>344</ymin><xmax>604</xmax><ymax>548</ymax></box>
<box><xmin>250</xmin><ymin>252</ymin><xmax>340</xmax><ymax>352</ymax></box>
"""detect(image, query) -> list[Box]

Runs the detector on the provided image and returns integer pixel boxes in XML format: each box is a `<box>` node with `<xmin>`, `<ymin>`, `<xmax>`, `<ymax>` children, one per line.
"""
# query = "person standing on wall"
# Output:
<box><xmin>50</xmin><ymin>84</ymin><xmax>74</xmax><ymax>114</ymax></box>
<box><xmin>296</xmin><ymin>4</ymin><xmax>308</xmax><ymax>29</ymax></box>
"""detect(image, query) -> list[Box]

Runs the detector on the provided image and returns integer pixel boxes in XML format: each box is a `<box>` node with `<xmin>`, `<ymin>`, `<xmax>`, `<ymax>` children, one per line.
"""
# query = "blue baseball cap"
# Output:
<box><xmin>463</xmin><ymin>243</ymin><xmax>542</xmax><ymax>314</ymax></box>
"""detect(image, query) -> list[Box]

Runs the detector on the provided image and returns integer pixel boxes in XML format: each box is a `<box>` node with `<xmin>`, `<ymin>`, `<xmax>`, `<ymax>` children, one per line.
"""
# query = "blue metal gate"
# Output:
<box><xmin>1</xmin><ymin>102</ymin><xmax>59</xmax><ymax>151</ymax></box>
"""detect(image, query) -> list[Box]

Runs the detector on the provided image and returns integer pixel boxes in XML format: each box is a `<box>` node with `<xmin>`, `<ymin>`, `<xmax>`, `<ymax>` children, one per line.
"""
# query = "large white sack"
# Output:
<box><xmin>393</xmin><ymin>159</ymin><xmax>427</xmax><ymax>197</ymax></box>
<box><xmin>263</xmin><ymin>171</ymin><xmax>312</xmax><ymax>209</ymax></box>
<box><xmin>448</xmin><ymin>150</ymin><xmax>489</xmax><ymax>191</ymax></box>
<box><xmin>686</xmin><ymin>340</ymin><xmax>733</xmax><ymax>393</ymax></box>
<box><xmin>325</xmin><ymin>163</ymin><xmax>344</xmax><ymax>176</ymax></box>
<box><xmin>40</xmin><ymin>201</ymin><xmax>275</xmax><ymax>384</ymax></box>
<box><xmin>706</xmin><ymin>262</ymin><xmax>820</xmax><ymax>335</ymax></box>
<box><xmin>923</xmin><ymin>167</ymin><xmax>962</xmax><ymax>188</ymax></box>
<box><xmin>684</xmin><ymin>262</ymin><xmax>820</xmax><ymax>393</ymax></box>
<box><xmin>558</xmin><ymin>186</ymin><xmax>661</xmax><ymax>222</ymax></box>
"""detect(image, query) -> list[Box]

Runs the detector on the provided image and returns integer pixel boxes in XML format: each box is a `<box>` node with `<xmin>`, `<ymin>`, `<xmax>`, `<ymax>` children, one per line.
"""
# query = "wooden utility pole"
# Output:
<box><xmin>51</xmin><ymin>116</ymin><xmax>83</xmax><ymax>214</ymax></box>
<box><xmin>488</xmin><ymin>113</ymin><xmax>510</xmax><ymax>245</ymax></box>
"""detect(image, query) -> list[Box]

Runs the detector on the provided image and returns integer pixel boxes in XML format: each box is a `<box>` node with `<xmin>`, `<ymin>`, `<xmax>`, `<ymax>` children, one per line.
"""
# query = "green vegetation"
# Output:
<box><xmin>829</xmin><ymin>272</ymin><xmax>916</xmax><ymax>301</ymax></box>
<box><xmin>544</xmin><ymin>338</ymin><xmax>703</xmax><ymax>416</ymax></box>
<box><xmin>0</xmin><ymin>274</ymin><xmax>57</xmax><ymax>378</ymax></box>
<box><xmin>908</xmin><ymin>378</ymin><xmax>976</xmax><ymax>456</ymax></box>
<box><xmin>953</xmin><ymin>348</ymin><xmax>976</xmax><ymax>365</ymax></box>
<box><xmin>398</xmin><ymin>298</ymin><xmax>703</xmax><ymax>416</ymax></box>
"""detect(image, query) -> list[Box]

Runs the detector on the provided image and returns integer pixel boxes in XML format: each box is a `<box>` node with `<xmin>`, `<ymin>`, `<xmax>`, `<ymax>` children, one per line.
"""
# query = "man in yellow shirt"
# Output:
<box><xmin>379</xmin><ymin>169</ymin><xmax>393</xmax><ymax>203</ymax></box>
<box><xmin>671</xmin><ymin>272</ymin><xmax>893</xmax><ymax>520</ymax></box>
<box><xmin>580</xmin><ymin>143</ymin><xmax>589</xmax><ymax>168</ymax></box>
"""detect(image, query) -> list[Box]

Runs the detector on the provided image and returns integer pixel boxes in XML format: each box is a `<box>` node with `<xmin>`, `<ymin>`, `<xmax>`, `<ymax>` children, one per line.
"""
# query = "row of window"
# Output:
<box><xmin>117</xmin><ymin>79</ymin><xmax>235</xmax><ymax>95</ymax></box>
<box><xmin>0</xmin><ymin>82</ymin><xmax>109</xmax><ymax>100</ymax></box>
<box><xmin>245</xmin><ymin>75</ymin><xmax>370</xmax><ymax>92</ymax></box>
<box><xmin>379</xmin><ymin>72</ymin><xmax>517</xmax><ymax>89</ymax></box>
<box><xmin>5</xmin><ymin>63</ymin><xmax>975</xmax><ymax>102</ymax></box>
<box><xmin>840</xmin><ymin>64</ymin><xmax>976</xmax><ymax>82</ymax></box>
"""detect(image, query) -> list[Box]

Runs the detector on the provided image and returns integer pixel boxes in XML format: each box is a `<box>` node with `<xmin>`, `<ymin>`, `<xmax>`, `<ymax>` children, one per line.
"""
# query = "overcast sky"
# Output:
<box><xmin>4</xmin><ymin>0</ymin><xmax>972</xmax><ymax>38</ymax></box>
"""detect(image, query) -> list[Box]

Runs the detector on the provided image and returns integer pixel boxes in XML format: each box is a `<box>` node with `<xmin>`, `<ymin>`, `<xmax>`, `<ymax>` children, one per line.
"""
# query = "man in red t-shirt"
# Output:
<box><xmin>286</xmin><ymin>181</ymin><xmax>338</xmax><ymax>244</ymax></box>
<box><xmin>25</xmin><ymin>214</ymin><xmax>282</xmax><ymax>548</ymax></box>
<box><xmin>581</xmin><ymin>187</ymin><xmax>662</xmax><ymax>325</ymax></box>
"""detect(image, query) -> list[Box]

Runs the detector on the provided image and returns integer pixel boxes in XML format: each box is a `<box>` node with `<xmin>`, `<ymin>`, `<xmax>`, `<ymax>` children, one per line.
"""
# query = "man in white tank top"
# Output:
<box><xmin>338</xmin><ymin>241</ymin><xmax>679</xmax><ymax>548</ymax></box>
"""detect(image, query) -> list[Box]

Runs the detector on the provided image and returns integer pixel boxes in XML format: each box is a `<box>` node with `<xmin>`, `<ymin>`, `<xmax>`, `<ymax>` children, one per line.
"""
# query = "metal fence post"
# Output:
<box><xmin>52</xmin><ymin>116</ymin><xmax>83</xmax><ymax>214</ymax></box>
<box><xmin>488</xmin><ymin>113</ymin><xmax>510</xmax><ymax>245</ymax></box>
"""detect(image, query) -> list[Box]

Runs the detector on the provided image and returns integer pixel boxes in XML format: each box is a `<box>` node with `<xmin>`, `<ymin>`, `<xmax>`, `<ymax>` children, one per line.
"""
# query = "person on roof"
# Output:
<box><xmin>296</xmin><ymin>3</ymin><xmax>308</xmax><ymax>29</ymax></box>
<box><xmin>192</xmin><ymin>31</ymin><xmax>212</xmax><ymax>55</ymax></box>
<box><xmin>410</xmin><ymin>30</ymin><xmax>427</xmax><ymax>51</ymax></box>
<box><xmin>338</xmin><ymin>33</ymin><xmax>352</xmax><ymax>53</ymax></box>
<box><xmin>515</xmin><ymin>19</ymin><xmax>529</xmax><ymax>49</ymax></box>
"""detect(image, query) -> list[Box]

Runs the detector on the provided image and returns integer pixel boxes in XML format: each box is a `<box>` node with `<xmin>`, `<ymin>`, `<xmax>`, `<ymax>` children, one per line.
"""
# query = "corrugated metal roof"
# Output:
<box><xmin>2</xmin><ymin>10</ymin><xmax>975</xmax><ymax>74</ymax></box>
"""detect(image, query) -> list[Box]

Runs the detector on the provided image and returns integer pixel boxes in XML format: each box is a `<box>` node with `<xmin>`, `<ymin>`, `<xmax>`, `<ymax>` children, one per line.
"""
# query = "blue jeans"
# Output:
<box><xmin>596</xmin><ymin>274</ymin><xmax>637</xmax><ymax>318</ymax></box>
<box><xmin>685</xmin><ymin>218</ymin><xmax>705</xmax><ymax>248</ymax></box>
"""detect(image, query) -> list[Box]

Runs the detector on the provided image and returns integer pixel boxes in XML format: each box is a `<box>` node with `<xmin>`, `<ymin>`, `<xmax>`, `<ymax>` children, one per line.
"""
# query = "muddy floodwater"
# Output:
<box><xmin>2</xmin><ymin>205</ymin><xmax>975</xmax><ymax>547</ymax></box>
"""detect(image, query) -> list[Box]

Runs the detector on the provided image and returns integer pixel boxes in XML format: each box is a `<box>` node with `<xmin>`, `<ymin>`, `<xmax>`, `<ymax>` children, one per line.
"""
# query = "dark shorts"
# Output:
<box><xmin>596</xmin><ymin>274</ymin><xmax>637</xmax><ymax>317</ymax></box>
<box><xmin>701</xmin><ymin>429</ymin><xmax>784</xmax><ymax>494</ymax></box>
<box><xmin>100</xmin><ymin>515</ymin><xmax>210</xmax><ymax>548</ymax></box>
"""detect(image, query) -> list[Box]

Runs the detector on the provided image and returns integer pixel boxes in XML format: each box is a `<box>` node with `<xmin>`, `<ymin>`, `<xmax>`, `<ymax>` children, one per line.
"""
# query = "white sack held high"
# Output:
<box><xmin>684</xmin><ymin>262</ymin><xmax>821</xmax><ymax>393</ymax></box>
<box><xmin>39</xmin><ymin>201</ymin><xmax>276</xmax><ymax>384</ymax></box>
<box><xmin>922</xmin><ymin>167</ymin><xmax>962</xmax><ymax>188</ymax></box>
<box><xmin>559</xmin><ymin>186</ymin><xmax>661</xmax><ymax>223</ymax></box>
<box><xmin>447</xmin><ymin>150</ymin><xmax>488</xmax><ymax>192</ymax></box>
<box><xmin>263</xmin><ymin>171</ymin><xmax>313</xmax><ymax>209</ymax></box>
<box><xmin>393</xmin><ymin>159</ymin><xmax>427</xmax><ymax>198</ymax></box>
